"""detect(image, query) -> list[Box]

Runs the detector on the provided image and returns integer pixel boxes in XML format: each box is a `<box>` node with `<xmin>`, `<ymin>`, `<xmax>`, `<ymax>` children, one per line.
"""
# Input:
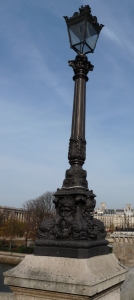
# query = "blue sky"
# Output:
<box><xmin>0</xmin><ymin>0</ymin><xmax>134</xmax><ymax>209</ymax></box>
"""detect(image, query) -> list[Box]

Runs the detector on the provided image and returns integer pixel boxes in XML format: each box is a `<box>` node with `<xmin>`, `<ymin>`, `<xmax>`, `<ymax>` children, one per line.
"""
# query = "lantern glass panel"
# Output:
<box><xmin>82</xmin><ymin>43</ymin><xmax>91</xmax><ymax>54</ymax></box>
<box><xmin>85</xmin><ymin>21</ymin><xmax>98</xmax><ymax>51</ymax></box>
<box><xmin>74</xmin><ymin>43</ymin><xmax>84</xmax><ymax>53</ymax></box>
<box><xmin>69</xmin><ymin>20</ymin><xmax>86</xmax><ymax>47</ymax></box>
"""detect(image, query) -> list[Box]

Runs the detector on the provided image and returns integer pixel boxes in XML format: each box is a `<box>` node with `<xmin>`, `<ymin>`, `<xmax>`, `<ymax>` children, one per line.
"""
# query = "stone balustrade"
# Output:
<box><xmin>111</xmin><ymin>232</ymin><xmax>134</xmax><ymax>244</ymax></box>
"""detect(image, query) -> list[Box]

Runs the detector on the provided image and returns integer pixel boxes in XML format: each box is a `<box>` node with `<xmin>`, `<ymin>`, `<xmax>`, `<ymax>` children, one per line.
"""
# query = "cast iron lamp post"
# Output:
<box><xmin>35</xmin><ymin>5</ymin><xmax>109</xmax><ymax>258</ymax></box>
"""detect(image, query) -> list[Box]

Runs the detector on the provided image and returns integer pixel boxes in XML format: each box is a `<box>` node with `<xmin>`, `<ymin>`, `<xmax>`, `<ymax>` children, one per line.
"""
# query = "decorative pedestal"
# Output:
<box><xmin>4</xmin><ymin>254</ymin><xmax>126</xmax><ymax>300</ymax></box>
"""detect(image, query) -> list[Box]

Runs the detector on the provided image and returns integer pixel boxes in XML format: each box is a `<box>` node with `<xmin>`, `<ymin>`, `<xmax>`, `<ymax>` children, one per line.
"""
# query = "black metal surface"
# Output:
<box><xmin>35</xmin><ymin>11</ymin><xmax>106</xmax><ymax>258</ymax></box>
<box><xmin>34</xmin><ymin>246</ymin><xmax>109</xmax><ymax>259</ymax></box>
<box><xmin>35</xmin><ymin>54</ymin><xmax>108</xmax><ymax>258</ymax></box>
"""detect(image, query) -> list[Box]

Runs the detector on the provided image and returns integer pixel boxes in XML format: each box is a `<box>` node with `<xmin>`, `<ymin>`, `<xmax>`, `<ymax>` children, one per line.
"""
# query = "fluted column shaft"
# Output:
<box><xmin>68</xmin><ymin>54</ymin><xmax>93</xmax><ymax>167</ymax></box>
<box><xmin>71</xmin><ymin>76</ymin><xmax>86</xmax><ymax>140</ymax></box>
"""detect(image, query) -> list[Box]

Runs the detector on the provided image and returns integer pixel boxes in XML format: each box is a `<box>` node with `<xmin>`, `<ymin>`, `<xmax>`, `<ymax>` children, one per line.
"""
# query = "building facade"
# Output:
<box><xmin>95</xmin><ymin>203</ymin><xmax>134</xmax><ymax>230</ymax></box>
<box><xmin>0</xmin><ymin>206</ymin><xmax>26</xmax><ymax>222</ymax></box>
<box><xmin>1</xmin><ymin>203</ymin><xmax>134</xmax><ymax>230</ymax></box>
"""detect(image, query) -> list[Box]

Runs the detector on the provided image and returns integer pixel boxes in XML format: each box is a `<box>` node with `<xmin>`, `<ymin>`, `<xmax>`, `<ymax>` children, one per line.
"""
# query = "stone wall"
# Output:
<box><xmin>121</xmin><ymin>267</ymin><xmax>134</xmax><ymax>300</ymax></box>
<box><xmin>0</xmin><ymin>251</ymin><xmax>25</xmax><ymax>265</ymax></box>
<box><xmin>0</xmin><ymin>206</ymin><xmax>26</xmax><ymax>222</ymax></box>
<box><xmin>113</xmin><ymin>243</ymin><xmax>134</xmax><ymax>267</ymax></box>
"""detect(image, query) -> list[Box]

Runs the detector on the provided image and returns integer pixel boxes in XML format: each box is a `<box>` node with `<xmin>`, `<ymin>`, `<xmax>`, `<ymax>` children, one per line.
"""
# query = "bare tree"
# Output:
<box><xmin>0</xmin><ymin>218</ymin><xmax>25</xmax><ymax>251</ymax></box>
<box><xmin>23</xmin><ymin>191</ymin><xmax>55</xmax><ymax>242</ymax></box>
<box><xmin>0</xmin><ymin>212</ymin><xmax>4</xmax><ymax>227</ymax></box>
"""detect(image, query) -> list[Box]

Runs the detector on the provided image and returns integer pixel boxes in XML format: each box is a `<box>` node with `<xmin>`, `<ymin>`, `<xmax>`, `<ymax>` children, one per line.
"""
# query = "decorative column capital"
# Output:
<box><xmin>69</xmin><ymin>54</ymin><xmax>94</xmax><ymax>81</ymax></box>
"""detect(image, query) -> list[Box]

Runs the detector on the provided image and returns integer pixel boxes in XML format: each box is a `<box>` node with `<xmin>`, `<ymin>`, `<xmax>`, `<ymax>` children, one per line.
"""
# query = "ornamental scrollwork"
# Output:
<box><xmin>35</xmin><ymin>193</ymin><xmax>107</xmax><ymax>245</ymax></box>
<box><xmin>68</xmin><ymin>137</ymin><xmax>86</xmax><ymax>165</ymax></box>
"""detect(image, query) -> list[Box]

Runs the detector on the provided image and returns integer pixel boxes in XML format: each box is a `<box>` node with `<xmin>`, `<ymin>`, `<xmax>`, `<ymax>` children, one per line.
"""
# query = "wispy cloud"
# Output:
<box><xmin>102</xmin><ymin>27</ymin><xmax>121</xmax><ymax>45</ymax></box>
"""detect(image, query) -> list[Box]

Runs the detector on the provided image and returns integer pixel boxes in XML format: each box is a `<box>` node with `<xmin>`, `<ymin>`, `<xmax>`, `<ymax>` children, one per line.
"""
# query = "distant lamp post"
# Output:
<box><xmin>35</xmin><ymin>5</ymin><xmax>109</xmax><ymax>258</ymax></box>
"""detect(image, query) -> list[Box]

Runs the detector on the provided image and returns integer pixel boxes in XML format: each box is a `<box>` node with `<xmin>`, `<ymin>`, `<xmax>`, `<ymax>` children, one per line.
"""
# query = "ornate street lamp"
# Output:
<box><xmin>35</xmin><ymin>5</ymin><xmax>109</xmax><ymax>258</ymax></box>
<box><xmin>64</xmin><ymin>5</ymin><xmax>103</xmax><ymax>55</ymax></box>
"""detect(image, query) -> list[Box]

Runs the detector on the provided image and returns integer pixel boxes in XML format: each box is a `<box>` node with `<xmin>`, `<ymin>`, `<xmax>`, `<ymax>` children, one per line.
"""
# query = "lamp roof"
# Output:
<box><xmin>64</xmin><ymin>5</ymin><xmax>104</xmax><ymax>34</ymax></box>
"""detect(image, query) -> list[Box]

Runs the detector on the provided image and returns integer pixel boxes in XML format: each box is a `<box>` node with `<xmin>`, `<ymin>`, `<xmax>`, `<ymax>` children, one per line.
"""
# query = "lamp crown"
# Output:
<box><xmin>64</xmin><ymin>5</ymin><xmax>104</xmax><ymax>32</ymax></box>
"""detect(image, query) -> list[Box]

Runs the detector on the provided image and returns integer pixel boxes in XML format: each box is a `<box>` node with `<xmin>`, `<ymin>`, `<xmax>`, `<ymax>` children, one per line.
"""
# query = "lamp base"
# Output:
<box><xmin>34</xmin><ymin>245</ymin><xmax>109</xmax><ymax>258</ymax></box>
<box><xmin>34</xmin><ymin>187</ymin><xmax>108</xmax><ymax>258</ymax></box>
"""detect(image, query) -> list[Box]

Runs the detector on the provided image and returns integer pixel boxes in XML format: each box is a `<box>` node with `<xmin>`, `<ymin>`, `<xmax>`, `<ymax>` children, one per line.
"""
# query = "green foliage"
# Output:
<box><xmin>0</xmin><ymin>219</ymin><xmax>26</xmax><ymax>251</ymax></box>
<box><xmin>17</xmin><ymin>245</ymin><xmax>34</xmax><ymax>254</ymax></box>
<box><xmin>0</xmin><ymin>240</ymin><xmax>34</xmax><ymax>254</ymax></box>
<box><xmin>0</xmin><ymin>240</ymin><xmax>10</xmax><ymax>251</ymax></box>
<box><xmin>109</xmin><ymin>246</ymin><xmax>113</xmax><ymax>253</ymax></box>
<box><xmin>0</xmin><ymin>219</ymin><xmax>25</xmax><ymax>240</ymax></box>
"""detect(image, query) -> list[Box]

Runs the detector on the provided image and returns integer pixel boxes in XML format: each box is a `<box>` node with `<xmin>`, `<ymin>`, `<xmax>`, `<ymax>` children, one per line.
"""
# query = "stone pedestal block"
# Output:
<box><xmin>4</xmin><ymin>254</ymin><xmax>127</xmax><ymax>299</ymax></box>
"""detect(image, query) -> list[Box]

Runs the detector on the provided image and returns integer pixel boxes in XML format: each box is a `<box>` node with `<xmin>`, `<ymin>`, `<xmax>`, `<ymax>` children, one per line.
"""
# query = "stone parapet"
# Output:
<box><xmin>0</xmin><ymin>252</ymin><xmax>25</xmax><ymax>265</ymax></box>
<box><xmin>3</xmin><ymin>254</ymin><xmax>126</xmax><ymax>299</ymax></box>
<box><xmin>113</xmin><ymin>243</ymin><xmax>134</xmax><ymax>267</ymax></box>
